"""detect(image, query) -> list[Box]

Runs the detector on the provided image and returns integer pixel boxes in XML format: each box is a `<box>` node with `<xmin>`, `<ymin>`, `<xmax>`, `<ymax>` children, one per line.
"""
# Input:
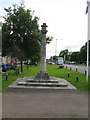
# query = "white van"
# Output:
<box><xmin>57</xmin><ymin>57</ymin><xmax>64</xmax><ymax>68</ymax></box>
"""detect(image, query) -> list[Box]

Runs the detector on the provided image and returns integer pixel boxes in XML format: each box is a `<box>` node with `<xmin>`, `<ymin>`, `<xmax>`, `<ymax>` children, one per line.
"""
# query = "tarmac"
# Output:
<box><xmin>0</xmin><ymin>93</ymin><xmax>2</xmax><ymax>119</ymax></box>
<box><xmin>0</xmin><ymin>76</ymin><xmax>88</xmax><ymax>119</ymax></box>
<box><xmin>64</xmin><ymin>64</ymin><xmax>90</xmax><ymax>75</ymax></box>
<box><xmin>2</xmin><ymin>79</ymin><xmax>88</xmax><ymax>119</ymax></box>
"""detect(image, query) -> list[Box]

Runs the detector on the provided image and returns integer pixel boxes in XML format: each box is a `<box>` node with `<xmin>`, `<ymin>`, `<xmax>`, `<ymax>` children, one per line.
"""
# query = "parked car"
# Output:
<box><xmin>2</xmin><ymin>65</ymin><xmax>7</xmax><ymax>72</ymax></box>
<box><xmin>48</xmin><ymin>61</ymin><xmax>55</xmax><ymax>65</ymax></box>
<box><xmin>2</xmin><ymin>64</ymin><xmax>11</xmax><ymax>72</ymax></box>
<box><xmin>6</xmin><ymin>64</ymin><xmax>11</xmax><ymax>69</ymax></box>
<box><xmin>29</xmin><ymin>61</ymin><xmax>37</xmax><ymax>66</ymax></box>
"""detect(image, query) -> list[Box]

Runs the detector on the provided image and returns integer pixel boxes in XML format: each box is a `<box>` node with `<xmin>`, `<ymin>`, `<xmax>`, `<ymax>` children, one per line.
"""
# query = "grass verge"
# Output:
<box><xmin>1</xmin><ymin>64</ymin><xmax>90</xmax><ymax>92</ymax></box>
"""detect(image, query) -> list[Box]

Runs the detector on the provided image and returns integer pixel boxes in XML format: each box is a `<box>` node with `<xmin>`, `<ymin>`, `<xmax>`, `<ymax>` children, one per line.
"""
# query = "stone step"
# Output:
<box><xmin>17</xmin><ymin>82</ymin><xmax>68</xmax><ymax>87</ymax></box>
<box><xmin>26</xmin><ymin>79</ymin><xmax>58</xmax><ymax>83</ymax></box>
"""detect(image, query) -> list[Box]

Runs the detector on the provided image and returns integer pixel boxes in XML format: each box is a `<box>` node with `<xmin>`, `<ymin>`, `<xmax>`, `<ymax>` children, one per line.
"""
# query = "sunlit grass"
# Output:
<box><xmin>47</xmin><ymin>64</ymin><xmax>89</xmax><ymax>91</ymax></box>
<box><xmin>1</xmin><ymin>64</ymin><xmax>90</xmax><ymax>92</ymax></box>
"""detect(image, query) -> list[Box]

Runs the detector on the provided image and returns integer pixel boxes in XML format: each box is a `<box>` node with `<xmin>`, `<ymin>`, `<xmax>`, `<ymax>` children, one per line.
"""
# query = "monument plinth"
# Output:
<box><xmin>36</xmin><ymin>23</ymin><xmax>49</xmax><ymax>80</ymax></box>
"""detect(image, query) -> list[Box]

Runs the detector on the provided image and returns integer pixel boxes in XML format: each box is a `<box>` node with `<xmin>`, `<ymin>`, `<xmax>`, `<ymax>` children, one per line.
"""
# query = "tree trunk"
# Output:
<box><xmin>15</xmin><ymin>57</ymin><xmax>17</xmax><ymax>68</ymax></box>
<box><xmin>20</xmin><ymin>60</ymin><xmax>23</xmax><ymax>73</ymax></box>
<box><xmin>14</xmin><ymin>57</ymin><xmax>17</xmax><ymax>74</ymax></box>
<box><xmin>27</xmin><ymin>60</ymin><xmax>28</xmax><ymax>69</ymax></box>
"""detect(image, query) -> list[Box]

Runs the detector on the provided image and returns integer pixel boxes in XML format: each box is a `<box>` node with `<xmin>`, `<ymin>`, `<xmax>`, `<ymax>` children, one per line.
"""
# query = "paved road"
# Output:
<box><xmin>2</xmin><ymin>88</ymin><xmax>88</xmax><ymax>118</ymax></box>
<box><xmin>0</xmin><ymin>93</ymin><xmax>2</xmax><ymax>119</ymax></box>
<box><xmin>64</xmin><ymin>64</ymin><xmax>90</xmax><ymax>75</ymax></box>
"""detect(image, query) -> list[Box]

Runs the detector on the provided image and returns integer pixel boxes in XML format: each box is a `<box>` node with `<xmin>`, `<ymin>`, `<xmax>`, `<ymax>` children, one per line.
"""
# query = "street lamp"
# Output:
<box><xmin>55</xmin><ymin>38</ymin><xmax>62</xmax><ymax>56</ymax></box>
<box><xmin>86</xmin><ymin>0</ymin><xmax>90</xmax><ymax>82</ymax></box>
<box><xmin>55</xmin><ymin>39</ymin><xmax>57</xmax><ymax>56</ymax></box>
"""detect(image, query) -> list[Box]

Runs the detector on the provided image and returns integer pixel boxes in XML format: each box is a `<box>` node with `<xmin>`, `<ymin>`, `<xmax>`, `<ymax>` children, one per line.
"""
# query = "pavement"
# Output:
<box><xmin>2</xmin><ymin>88</ymin><xmax>88</xmax><ymax>119</ymax></box>
<box><xmin>0</xmin><ymin>93</ymin><xmax>2</xmax><ymax>119</ymax></box>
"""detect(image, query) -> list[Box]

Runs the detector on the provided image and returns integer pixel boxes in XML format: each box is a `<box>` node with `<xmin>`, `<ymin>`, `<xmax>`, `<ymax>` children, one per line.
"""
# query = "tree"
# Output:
<box><xmin>49</xmin><ymin>55</ymin><xmax>58</xmax><ymax>62</ymax></box>
<box><xmin>79</xmin><ymin>40</ymin><xmax>90</xmax><ymax>64</ymax></box>
<box><xmin>59</xmin><ymin>49</ymin><xmax>69</xmax><ymax>61</ymax></box>
<box><xmin>70</xmin><ymin>52</ymin><xmax>80</xmax><ymax>63</ymax></box>
<box><xmin>58</xmin><ymin>41</ymin><xmax>90</xmax><ymax>65</ymax></box>
<box><xmin>2</xmin><ymin>3</ymin><xmax>41</xmax><ymax>72</ymax></box>
<box><xmin>2</xmin><ymin>2</ymin><xmax>53</xmax><ymax>72</ymax></box>
<box><xmin>80</xmin><ymin>45</ymin><xmax>86</xmax><ymax>64</ymax></box>
<box><xmin>46</xmin><ymin>36</ymin><xmax>53</xmax><ymax>44</ymax></box>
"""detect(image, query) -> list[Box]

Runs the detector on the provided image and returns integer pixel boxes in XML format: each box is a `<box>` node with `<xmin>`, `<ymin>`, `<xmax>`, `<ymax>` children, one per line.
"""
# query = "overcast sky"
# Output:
<box><xmin>0</xmin><ymin>0</ymin><xmax>88</xmax><ymax>59</ymax></box>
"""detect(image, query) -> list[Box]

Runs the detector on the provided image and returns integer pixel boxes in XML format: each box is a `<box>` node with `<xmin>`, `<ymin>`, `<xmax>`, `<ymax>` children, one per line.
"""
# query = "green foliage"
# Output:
<box><xmin>58</xmin><ymin>41</ymin><xmax>90</xmax><ymax>64</ymax></box>
<box><xmin>46</xmin><ymin>36</ymin><xmax>53</xmax><ymax>44</ymax></box>
<box><xmin>2</xmin><ymin>2</ymin><xmax>53</xmax><ymax>64</ymax></box>
<box><xmin>70</xmin><ymin>52</ymin><xmax>80</xmax><ymax>63</ymax></box>
<box><xmin>50</xmin><ymin>55</ymin><xmax>58</xmax><ymax>62</ymax></box>
<box><xmin>80</xmin><ymin>45</ymin><xmax>87</xmax><ymax>63</ymax></box>
<box><xmin>2</xmin><ymin>3</ymin><xmax>41</xmax><ymax>62</ymax></box>
<box><xmin>59</xmin><ymin>49</ymin><xmax>69</xmax><ymax>61</ymax></box>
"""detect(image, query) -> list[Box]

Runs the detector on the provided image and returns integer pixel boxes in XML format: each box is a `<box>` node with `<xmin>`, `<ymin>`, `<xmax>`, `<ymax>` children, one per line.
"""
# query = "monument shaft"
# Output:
<box><xmin>40</xmin><ymin>33</ymin><xmax>46</xmax><ymax>72</ymax></box>
<box><xmin>36</xmin><ymin>23</ymin><xmax>49</xmax><ymax>80</ymax></box>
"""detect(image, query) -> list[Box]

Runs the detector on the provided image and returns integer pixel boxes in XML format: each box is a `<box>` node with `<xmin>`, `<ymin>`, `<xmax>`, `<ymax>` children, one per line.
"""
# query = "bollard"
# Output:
<box><xmin>76</xmin><ymin>68</ymin><xmax>77</xmax><ymax>72</ymax></box>
<box><xmin>17</xmin><ymin>68</ymin><xmax>19</xmax><ymax>74</ymax></box>
<box><xmin>6</xmin><ymin>73</ymin><xmax>8</xmax><ymax>81</ymax></box>
<box><xmin>76</xmin><ymin>76</ymin><xmax>78</xmax><ymax>82</ymax></box>
<box><xmin>66</xmin><ymin>66</ymin><xmax>67</xmax><ymax>69</ymax></box>
<box><xmin>85</xmin><ymin>71</ymin><xmax>86</xmax><ymax>75</ymax></box>
<box><xmin>68</xmin><ymin>72</ymin><xmax>70</xmax><ymax>78</ymax></box>
<box><xmin>14</xmin><ymin>68</ymin><xmax>16</xmax><ymax>74</ymax></box>
<box><xmin>70</xmin><ymin>67</ymin><xmax>72</xmax><ymax>70</ymax></box>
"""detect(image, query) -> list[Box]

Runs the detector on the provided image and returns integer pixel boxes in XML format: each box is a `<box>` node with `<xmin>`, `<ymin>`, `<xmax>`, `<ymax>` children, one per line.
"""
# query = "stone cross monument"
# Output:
<box><xmin>36</xmin><ymin>23</ymin><xmax>49</xmax><ymax>80</ymax></box>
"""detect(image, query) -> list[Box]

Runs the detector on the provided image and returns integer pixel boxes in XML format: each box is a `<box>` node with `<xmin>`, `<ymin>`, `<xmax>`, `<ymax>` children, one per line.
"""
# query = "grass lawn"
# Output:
<box><xmin>1</xmin><ymin>64</ymin><xmax>90</xmax><ymax>92</ymax></box>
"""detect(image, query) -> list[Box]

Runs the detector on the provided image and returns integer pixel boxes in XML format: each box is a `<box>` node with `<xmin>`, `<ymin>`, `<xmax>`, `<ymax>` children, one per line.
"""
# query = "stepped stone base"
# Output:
<box><xmin>27</xmin><ymin>79</ymin><xmax>58</xmax><ymax>83</ymax></box>
<box><xmin>35</xmin><ymin>71</ymin><xmax>49</xmax><ymax>80</ymax></box>
<box><xmin>8</xmin><ymin>76</ymin><xmax>77</xmax><ymax>89</ymax></box>
<box><xmin>17</xmin><ymin>82</ymin><xmax>68</xmax><ymax>87</ymax></box>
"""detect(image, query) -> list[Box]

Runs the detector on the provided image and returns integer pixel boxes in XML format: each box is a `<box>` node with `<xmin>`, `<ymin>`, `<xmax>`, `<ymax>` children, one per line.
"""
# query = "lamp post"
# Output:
<box><xmin>86</xmin><ymin>0</ymin><xmax>90</xmax><ymax>82</ymax></box>
<box><xmin>0</xmin><ymin>17</ymin><xmax>3</xmax><ymax>59</ymax></box>
<box><xmin>55</xmin><ymin>39</ymin><xmax>57</xmax><ymax>56</ymax></box>
<box><xmin>55</xmin><ymin>38</ymin><xmax>62</xmax><ymax>56</ymax></box>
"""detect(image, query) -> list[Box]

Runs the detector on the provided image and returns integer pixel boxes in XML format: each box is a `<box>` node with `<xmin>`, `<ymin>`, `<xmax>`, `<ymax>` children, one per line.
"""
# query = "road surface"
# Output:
<box><xmin>0</xmin><ymin>93</ymin><xmax>2</xmax><ymax>119</ymax></box>
<box><xmin>64</xmin><ymin>64</ymin><xmax>90</xmax><ymax>75</ymax></box>
<box><xmin>2</xmin><ymin>88</ymin><xmax>88</xmax><ymax>118</ymax></box>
